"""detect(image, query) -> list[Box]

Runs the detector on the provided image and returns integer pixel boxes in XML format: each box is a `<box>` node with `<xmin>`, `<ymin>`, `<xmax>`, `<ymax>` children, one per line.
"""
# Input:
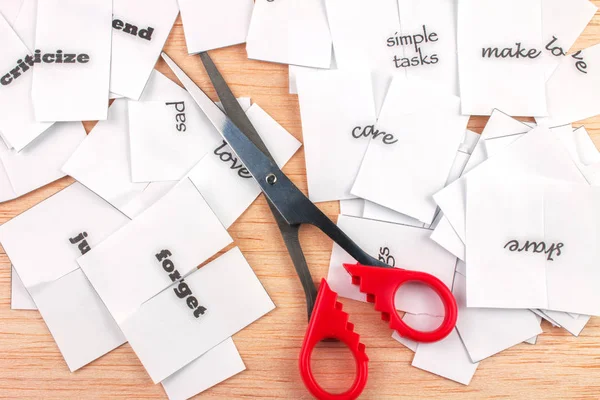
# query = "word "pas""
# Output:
<box><xmin>213</xmin><ymin>141</ymin><xmax>252</xmax><ymax>178</ymax></box>
<box><xmin>352</xmin><ymin>125</ymin><xmax>398</xmax><ymax>145</ymax></box>
<box><xmin>156</xmin><ymin>250</ymin><xmax>207</xmax><ymax>318</ymax></box>
<box><xmin>504</xmin><ymin>240</ymin><xmax>564</xmax><ymax>261</ymax></box>
<box><xmin>166</xmin><ymin>101</ymin><xmax>187</xmax><ymax>132</ymax></box>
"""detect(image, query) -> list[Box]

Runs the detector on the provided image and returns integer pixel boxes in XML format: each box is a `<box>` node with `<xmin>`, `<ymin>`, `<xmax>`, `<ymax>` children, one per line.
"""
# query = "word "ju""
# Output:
<box><xmin>69</xmin><ymin>232</ymin><xmax>91</xmax><ymax>255</ymax></box>
<box><xmin>504</xmin><ymin>240</ymin><xmax>564</xmax><ymax>261</ymax></box>
<box><xmin>156</xmin><ymin>250</ymin><xmax>207</xmax><ymax>318</ymax></box>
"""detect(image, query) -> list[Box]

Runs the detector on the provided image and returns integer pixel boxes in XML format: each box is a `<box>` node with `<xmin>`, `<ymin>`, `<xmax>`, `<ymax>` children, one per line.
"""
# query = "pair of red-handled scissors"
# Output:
<box><xmin>161</xmin><ymin>52</ymin><xmax>458</xmax><ymax>400</ymax></box>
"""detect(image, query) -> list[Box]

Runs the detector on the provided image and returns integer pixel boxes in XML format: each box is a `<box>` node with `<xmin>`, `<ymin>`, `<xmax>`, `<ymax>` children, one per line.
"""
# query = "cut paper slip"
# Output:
<box><xmin>0</xmin><ymin>183</ymin><xmax>129</xmax><ymax>371</ymax></box>
<box><xmin>352</xmin><ymin>76</ymin><xmax>468</xmax><ymax>224</ymax></box>
<box><xmin>466</xmin><ymin>179</ymin><xmax>600</xmax><ymax>316</ymax></box>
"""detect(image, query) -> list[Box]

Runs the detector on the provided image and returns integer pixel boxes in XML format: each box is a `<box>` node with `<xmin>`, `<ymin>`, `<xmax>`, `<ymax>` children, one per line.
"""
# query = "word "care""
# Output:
<box><xmin>352</xmin><ymin>125</ymin><xmax>398</xmax><ymax>145</ymax></box>
<box><xmin>1</xmin><ymin>50</ymin><xmax>90</xmax><ymax>86</ymax></box>
<box><xmin>504</xmin><ymin>240</ymin><xmax>564</xmax><ymax>261</ymax></box>
<box><xmin>155</xmin><ymin>249</ymin><xmax>207</xmax><ymax>318</ymax></box>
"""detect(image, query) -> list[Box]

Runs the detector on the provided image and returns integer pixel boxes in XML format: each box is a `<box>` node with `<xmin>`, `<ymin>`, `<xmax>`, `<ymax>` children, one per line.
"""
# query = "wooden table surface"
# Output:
<box><xmin>3</xmin><ymin>7</ymin><xmax>600</xmax><ymax>399</ymax></box>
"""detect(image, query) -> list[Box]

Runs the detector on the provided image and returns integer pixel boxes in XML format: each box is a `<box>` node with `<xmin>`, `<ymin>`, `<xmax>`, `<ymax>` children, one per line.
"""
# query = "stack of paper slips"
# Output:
<box><xmin>2</xmin><ymin>0</ymin><xmax>600</xmax><ymax>396</ymax></box>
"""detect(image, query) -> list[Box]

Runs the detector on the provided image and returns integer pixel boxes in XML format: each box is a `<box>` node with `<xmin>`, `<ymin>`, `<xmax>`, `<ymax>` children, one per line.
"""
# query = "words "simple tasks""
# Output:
<box><xmin>387</xmin><ymin>25</ymin><xmax>440</xmax><ymax>69</ymax></box>
<box><xmin>155</xmin><ymin>250</ymin><xmax>207</xmax><ymax>319</ymax></box>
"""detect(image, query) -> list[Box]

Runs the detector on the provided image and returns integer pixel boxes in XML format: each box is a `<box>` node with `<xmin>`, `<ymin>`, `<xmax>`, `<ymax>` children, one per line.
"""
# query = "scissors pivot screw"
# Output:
<box><xmin>266</xmin><ymin>173</ymin><xmax>277</xmax><ymax>185</ymax></box>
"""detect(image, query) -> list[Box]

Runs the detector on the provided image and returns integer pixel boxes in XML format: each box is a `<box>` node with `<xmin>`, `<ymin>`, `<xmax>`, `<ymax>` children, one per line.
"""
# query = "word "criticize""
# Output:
<box><xmin>156</xmin><ymin>249</ymin><xmax>207</xmax><ymax>318</ymax></box>
<box><xmin>1</xmin><ymin>50</ymin><xmax>90</xmax><ymax>86</ymax></box>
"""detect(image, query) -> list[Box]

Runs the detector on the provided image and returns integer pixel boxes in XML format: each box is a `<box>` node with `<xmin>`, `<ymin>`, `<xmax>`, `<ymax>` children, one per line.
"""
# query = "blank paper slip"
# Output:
<box><xmin>0</xmin><ymin>0</ymin><xmax>24</xmax><ymax>25</ymax></box>
<box><xmin>433</xmin><ymin>113</ymin><xmax>538</xmax><ymax>245</ymax></box>
<box><xmin>457</xmin><ymin>0</ymin><xmax>547</xmax><ymax>116</ymax></box>
<box><xmin>0</xmin><ymin>122</ymin><xmax>85</xmax><ymax>199</ymax></box>
<box><xmin>178</xmin><ymin>0</ymin><xmax>253</xmax><ymax>54</ymax></box>
<box><xmin>411</xmin><ymin>328</ymin><xmax>479</xmax><ymax>385</ymax></box>
<box><xmin>397</xmin><ymin>0</ymin><xmax>459</xmax><ymax>95</ymax></box>
<box><xmin>11</xmin><ymin>266</ymin><xmax>36</xmax><ymax>310</ymax></box>
<box><xmin>361</xmin><ymin>129</ymin><xmax>479</xmax><ymax>226</ymax></box>
<box><xmin>453</xmin><ymin>273</ymin><xmax>542</xmax><ymax>363</ymax></box>
<box><xmin>63</xmin><ymin>71</ymin><xmax>201</xmax><ymax>215</ymax></box>
<box><xmin>352</xmin><ymin>76</ymin><xmax>468</xmax><ymax>224</ymax></box>
<box><xmin>0</xmin><ymin>183</ymin><xmax>129</xmax><ymax>371</ymax></box>
<box><xmin>187</xmin><ymin>104</ymin><xmax>301</xmax><ymax>228</ymax></box>
<box><xmin>62</xmin><ymin>99</ymin><xmax>148</xmax><ymax>212</ymax></box>
<box><xmin>467</xmin><ymin>180</ymin><xmax>600</xmax><ymax>316</ymax></box>
<box><xmin>537</xmin><ymin>43</ymin><xmax>600</xmax><ymax>127</ymax></box>
<box><xmin>161</xmin><ymin>338</ymin><xmax>245</xmax><ymax>400</ymax></box>
<box><xmin>120</xmin><ymin>247</ymin><xmax>274</xmax><ymax>383</ymax></box>
<box><xmin>327</xmin><ymin>215</ymin><xmax>456</xmax><ymax>317</ymax></box>
<box><xmin>32</xmin><ymin>0</ymin><xmax>112</xmax><ymax>121</ymax></box>
<box><xmin>78</xmin><ymin>178</ymin><xmax>233</xmax><ymax>325</ymax></box>
<box><xmin>339</xmin><ymin>199</ymin><xmax>364</xmax><ymax>218</ymax></box>
<box><xmin>246</xmin><ymin>0</ymin><xmax>332</xmax><ymax>68</ymax></box>
<box><xmin>110</xmin><ymin>0</ymin><xmax>179</xmax><ymax>99</ymax></box>
<box><xmin>325</xmin><ymin>0</ymin><xmax>403</xmax><ymax>114</ymax></box>
<box><xmin>10</xmin><ymin>0</ymin><xmax>36</xmax><ymax>50</ymax></box>
<box><xmin>296</xmin><ymin>69</ymin><xmax>377</xmax><ymax>202</ymax></box>
<box><xmin>0</xmin><ymin>13</ymin><xmax>53</xmax><ymax>151</ymax></box>
<box><xmin>540</xmin><ymin>0</ymin><xmax>597</xmax><ymax>79</ymax></box>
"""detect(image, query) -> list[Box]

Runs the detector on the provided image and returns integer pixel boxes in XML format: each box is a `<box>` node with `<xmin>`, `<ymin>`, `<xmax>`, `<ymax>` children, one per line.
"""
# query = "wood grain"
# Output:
<box><xmin>3</xmin><ymin>7</ymin><xmax>600</xmax><ymax>399</ymax></box>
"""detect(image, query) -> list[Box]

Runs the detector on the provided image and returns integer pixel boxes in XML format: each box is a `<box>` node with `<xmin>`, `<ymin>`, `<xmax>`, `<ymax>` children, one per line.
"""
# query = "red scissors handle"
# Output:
<box><xmin>299</xmin><ymin>279</ymin><xmax>368</xmax><ymax>400</ymax></box>
<box><xmin>344</xmin><ymin>263</ymin><xmax>457</xmax><ymax>343</ymax></box>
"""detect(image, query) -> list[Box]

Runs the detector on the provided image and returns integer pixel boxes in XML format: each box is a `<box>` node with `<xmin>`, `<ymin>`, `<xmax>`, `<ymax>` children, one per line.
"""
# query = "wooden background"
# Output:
<box><xmin>2</xmin><ymin>6</ymin><xmax>600</xmax><ymax>399</ymax></box>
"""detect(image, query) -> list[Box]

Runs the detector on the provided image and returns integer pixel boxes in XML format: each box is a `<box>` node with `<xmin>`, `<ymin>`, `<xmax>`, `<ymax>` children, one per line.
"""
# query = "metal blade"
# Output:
<box><xmin>197</xmin><ymin>52</ymin><xmax>319</xmax><ymax>318</ymax></box>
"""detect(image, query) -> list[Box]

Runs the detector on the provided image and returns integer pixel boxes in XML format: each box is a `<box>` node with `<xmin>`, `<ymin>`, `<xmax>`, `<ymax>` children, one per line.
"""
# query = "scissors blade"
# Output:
<box><xmin>161</xmin><ymin>52</ymin><xmax>385</xmax><ymax>269</ymax></box>
<box><xmin>162</xmin><ymin>52</ymin><xmax>305</xmax><ymax>224</ymax></box>
<box><xmin>196</xmin><ymin>52</ymin><xmax>319</xmax><ymax>319</ymax></box>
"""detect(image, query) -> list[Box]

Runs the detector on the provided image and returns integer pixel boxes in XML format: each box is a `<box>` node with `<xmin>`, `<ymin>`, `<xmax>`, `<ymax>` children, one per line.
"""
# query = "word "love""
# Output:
<box><xmin>166</xmin><ymin>101</ymin><xmax>187</xmax><ymax>132</ymax></box>
<box><xmin>352</xmin><ymin>125</ymin><xmax>398</xmax><ymax>145</ymax></box>
<box><xmin>156</xmin><ymin>250</ymin><xmax>207</xmax><ymax>318</ymax></box>
<box><xmin>545</xmin><ymin>37</ymin><xmax>588</xmax><ymax>74</ymax></box>
<box><xmin>69</xmin><ymin>232</ymin><xmax>91</xmax><ymax>255</ymax></box>
<box><xmin>482</xmin><ymin>43</ymin><xmax>541</xmax><ymax>59</ymax></box>
<box><xmin>213</xmin><ymin>141</ymin><xmax>252</xmax><ymax>178</ymax></box>
<box><xmin>112</xmin><ymin>18</ymin><xmax>154</xmax><ymax>41</ymax></box>
<box><xmin>504</xmin><ymin>240</ymin><xmax>564</xmax><ymax>261</ymax></box>
<box><xmin>1</xmin><ymin>50</ymin><xmax>90</xmax><ymax>86</ymax></box>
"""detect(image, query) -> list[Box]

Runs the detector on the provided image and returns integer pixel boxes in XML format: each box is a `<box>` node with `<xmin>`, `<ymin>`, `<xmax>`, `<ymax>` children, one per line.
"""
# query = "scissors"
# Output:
<box><xmin>161</xmin><ymin>52</ymin><xmax>458</xmax><ymax>400</ymax></box>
